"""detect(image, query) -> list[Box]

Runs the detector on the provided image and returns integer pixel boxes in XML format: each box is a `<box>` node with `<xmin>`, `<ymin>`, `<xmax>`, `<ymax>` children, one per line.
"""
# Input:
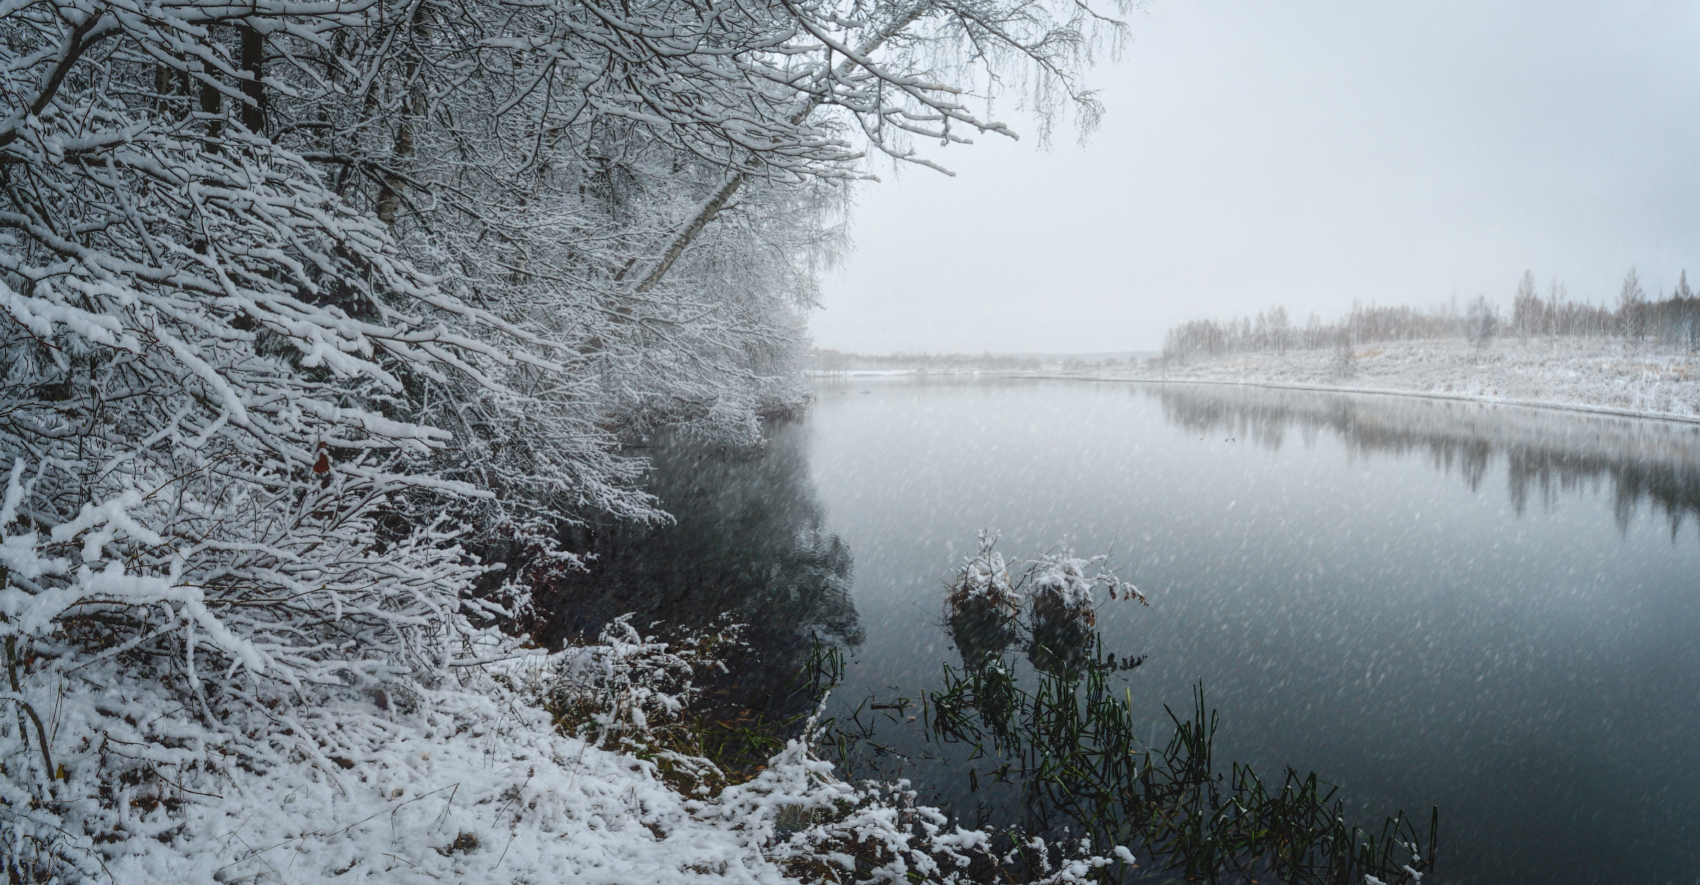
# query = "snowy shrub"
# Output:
<box><xmin>947</xmin><ymin>535</ymin><xmax>1144</xmax><ymax>685</ymax></box>
<box><xmin>711</xmin><ymin>708</ymin><xmax>1133</xmax><ymax>885</ymax></box>
<box><xmin>1027</xmin><ymin>547</ymin><xmax>1144</xmax><ymax>622</ymax></box>
<box><xmin>539</xmin><ymin>615</ymin><xmax>746</xmax><ymax>795</ymax></box>
<box><xmin>951</xmin><ymin>534</ymin><xmax>1142</xmax><ymax>617</ymax></box>
<box><xmin>522</xmin><ymin>615</ymin><xmax>1135</xmax><ymax>884</ymax></box>
<box><xmin>947</xmin><ymin>534</ymin><xmax>1025</xmax><ymax>670</ymax></box>
<box><xmin>948</xmin><ymin>532</ymin><xmax>1023</xmax><ymax>614</ymax></box>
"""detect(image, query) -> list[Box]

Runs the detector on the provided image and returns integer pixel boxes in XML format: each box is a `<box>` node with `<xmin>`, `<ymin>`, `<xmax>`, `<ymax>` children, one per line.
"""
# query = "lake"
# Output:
<box><xmin>544</xmin><ymin>376</ymin><xmax>1700</xmax><ymax>885</ymax></box>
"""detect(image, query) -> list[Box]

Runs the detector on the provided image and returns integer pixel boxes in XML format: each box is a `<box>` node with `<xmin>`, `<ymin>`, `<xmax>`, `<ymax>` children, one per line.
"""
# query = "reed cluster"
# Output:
<box><xmin>823</xmin><ymin>624</ymin><xmax>1436</xmax><ymax>883</ymax></box>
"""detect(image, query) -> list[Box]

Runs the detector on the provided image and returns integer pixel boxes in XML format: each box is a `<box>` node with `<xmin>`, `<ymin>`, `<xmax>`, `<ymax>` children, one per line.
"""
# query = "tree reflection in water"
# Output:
<box><xmin>529</xmin><ymin>419</ymin><xmax>860</xmax><ymax>763</ymax></box>
<box><xmin>1154</xmin><ymin>384</ymin><xmax>1700</xmax><ymax>537</ymax></box>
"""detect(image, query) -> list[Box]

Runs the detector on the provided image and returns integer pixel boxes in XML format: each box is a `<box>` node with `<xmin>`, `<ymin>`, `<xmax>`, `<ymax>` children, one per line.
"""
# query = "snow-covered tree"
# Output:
<box><xmin>303</xmin><ymin>0</ymin><xmax>1130</xmax><ymax>498</ymax></box>
<box><xmin>1619</xmin><ymin>268</ymin><xmax>1647</xmax><ymax>340</ymax></box>
<box><xmin>1465</xmin><ymin>294</ymin><xmax>1498</xmax><ymax>349</ymax></box>
<box><xmin>2</xmin><ymin>0</ymin><xmax>1123</xmax><ymax>874</ymax></box>
<box><xmin>0</xmin><ymin>1</ymin><xmax>575</xmax><ymax>872</ymax></box>
<box><xmin>1512</xmin><ymin>269</ymin><xmax>1544</xmax><ymax>337</ymax></box>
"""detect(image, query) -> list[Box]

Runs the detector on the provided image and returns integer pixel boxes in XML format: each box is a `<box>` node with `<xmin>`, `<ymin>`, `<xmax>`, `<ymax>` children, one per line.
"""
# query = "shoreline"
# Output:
<box><xmin>814</xmin><ymin>337</ymin><xmax>1700</xmax><ymax>426</ymax></box>
<box><xmin>817</xmin><ymin>369</ymin><xmax>1700</xmax><ymax>425</ymax></box>
<box><xmin>1036</xmin><ymin>374</ymin><xmax>1700</xmax><ymax>426</ymax></box>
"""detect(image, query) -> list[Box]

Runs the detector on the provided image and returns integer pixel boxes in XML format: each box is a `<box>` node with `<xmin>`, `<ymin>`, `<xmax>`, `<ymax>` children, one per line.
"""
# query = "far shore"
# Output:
<box><xmin>813</xmin><ymin>337</ymin><xmax>1700</xmax><ymax>425</ymax></box>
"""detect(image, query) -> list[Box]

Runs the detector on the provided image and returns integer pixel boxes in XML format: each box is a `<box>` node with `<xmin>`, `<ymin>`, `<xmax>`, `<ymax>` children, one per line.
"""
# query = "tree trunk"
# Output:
<box><xmin>631</xmin><ymin>2</ymin><xmax>931</xmax><ymax>293</ymax></box>
<box><xmin>239</xmin><ymin>26</ymin><xmax>266</xmax><ymax>135</ymax></box>
<box><xmin>200</xmin><ymin>62</ymin><xmax>222</xmax><ymax>149</ymax></box>
<box><xmin>378</xmin><ymin>8</ymin><xmax>431</xmax><ymax>225</ymax></box>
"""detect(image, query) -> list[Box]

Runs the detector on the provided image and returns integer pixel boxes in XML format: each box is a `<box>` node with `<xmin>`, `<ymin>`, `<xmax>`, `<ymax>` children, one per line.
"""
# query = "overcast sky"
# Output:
<box><xmin>810</xmin><ymin>0</ymin><xmax>1700</xmax><ymax>354</ymax></box>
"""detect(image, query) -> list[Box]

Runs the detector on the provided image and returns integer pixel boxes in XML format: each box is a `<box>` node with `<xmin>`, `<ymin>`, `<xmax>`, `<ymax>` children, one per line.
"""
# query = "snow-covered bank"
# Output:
<box><xmin>4</xmin><ymin>614</ymin><xmax>1123</xmax><ymax>885</ymax></box>
<box><xmin>1074</xmin><ymin>338</ymin><xmax>1700</xmax><ymax>423</ymax></box>
<box><xmin>2</xmin><ymin>626</ymin><xmax>795</xmax><ymax>883</ymax></box>
<box><xmin>48</xmin><ymin>670</ymin><xmax>788</xmax><ymax>884</ymax></box>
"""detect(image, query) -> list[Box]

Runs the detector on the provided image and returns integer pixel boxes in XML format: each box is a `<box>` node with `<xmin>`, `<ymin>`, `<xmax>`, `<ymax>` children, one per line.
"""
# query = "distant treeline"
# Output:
<box><xmin>1164</xmin><ymin>270</ymin><xmax>1700</xmax><ymax>361</ymax></box>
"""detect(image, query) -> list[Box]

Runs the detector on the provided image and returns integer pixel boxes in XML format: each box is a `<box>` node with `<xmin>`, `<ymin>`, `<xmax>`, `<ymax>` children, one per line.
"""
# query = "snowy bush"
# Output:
<box><xmin>1027</xmin><ymin>546</ymin><xmax>1145</xmax><ymax>623</ymax></box>
<box><xmin>951</xmin><ymin>534</ymin><xmax>1143</xmax><ymax>614</ymax></box>
<box><xmin>538</xmin><ymin>614</ymin><xmax>746</xmax><ymax>795</ymax></box>
<box><xmin>948</xmin><ymin>532</ymin><xmax>1022</xmax><ymax>612</ymax></box>
<box><xmin>945</xmin><ymin>535</ymin><xmax>1143</xmax><ymax>679</ymax></box>
<box><xmin>713</xmin><ymin>710</ymin><xmax>1133</xmax><ymax>885</ymax></box>
<box><xmin>527</xmin><ymin>614</ymin><xmax>1135</xmax><ymax>884</ymax></box>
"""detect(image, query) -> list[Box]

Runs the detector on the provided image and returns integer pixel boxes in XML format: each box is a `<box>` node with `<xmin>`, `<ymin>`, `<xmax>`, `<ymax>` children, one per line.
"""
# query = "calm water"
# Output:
<box><xmin>553</xmin><ymin>377</ymin><xmax>1700</xmax><ymax>885</ymax></box>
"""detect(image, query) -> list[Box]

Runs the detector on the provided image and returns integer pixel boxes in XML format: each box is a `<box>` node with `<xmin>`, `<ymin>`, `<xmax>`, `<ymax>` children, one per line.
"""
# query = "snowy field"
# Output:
<box><xmin>1079</xmin><ymin>337</ymin><xmax>1700</xmax><ymax>422</ymax></box>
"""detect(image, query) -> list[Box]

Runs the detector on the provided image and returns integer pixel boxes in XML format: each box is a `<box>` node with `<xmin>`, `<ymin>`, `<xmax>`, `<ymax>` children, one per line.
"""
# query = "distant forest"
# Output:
<box><xmin>1164</xmin><ymin>270</ymin><xmax>1700</xmax><ymax>362</ymax></box>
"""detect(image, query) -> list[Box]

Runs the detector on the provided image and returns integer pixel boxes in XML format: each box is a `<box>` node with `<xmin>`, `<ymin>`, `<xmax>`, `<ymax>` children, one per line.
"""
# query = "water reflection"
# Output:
<box><xmin>807</xmin><ymin>377</ymin><xmax>1700</xmax><ymax>885</ymax></box>
<box><xmin>1028</xmin><ymin>590</ymin><xmax>1098</xmax><ymax>678</ymax></box>
<box><xmin>533</xmin><ymin>419</ymin><xmax>860</xmax><ymax>725</ymax></box>
<box><xmin>946</xmin><ymin>594</ymin><xmax>1023</xmax><ymax>675</ymax></box>
<box><xmin>829</xmin><ymin>539</ymin><xmax>1431</xmax><ymax>884</ymax></box>
<box><xmin>1153</xmin><ymin>384</ymin><xmax>1700</xmax><ymax>535</ymax></box>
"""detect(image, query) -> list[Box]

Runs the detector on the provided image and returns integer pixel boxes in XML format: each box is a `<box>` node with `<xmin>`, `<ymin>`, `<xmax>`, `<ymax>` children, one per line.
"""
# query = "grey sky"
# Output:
<box><xmin>811</xmin><ymin>0</ymin><xmax>1700</xmax><ymax>354</ymax></box>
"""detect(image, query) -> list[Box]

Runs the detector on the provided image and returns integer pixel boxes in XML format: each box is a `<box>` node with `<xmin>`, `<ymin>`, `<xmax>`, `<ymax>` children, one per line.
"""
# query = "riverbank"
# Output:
<box><xmin>1082</xmin><ymin>337</ymin><xmax>1700</xmax><ymax>422</ymax></box>
<box><xmin>15</xmin><ymin>649</ymin><xmax>800</xmax><ymax>883</ymax></box>
<box><xmin>817</xmin><ymin>338</ymin><xmax>1700</xmax><ymax>423</ymax></box>
<box><xmin>17</xmin><ymin>624</ymin><xmax>1128</xmax><ymax>884</ymax></box>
